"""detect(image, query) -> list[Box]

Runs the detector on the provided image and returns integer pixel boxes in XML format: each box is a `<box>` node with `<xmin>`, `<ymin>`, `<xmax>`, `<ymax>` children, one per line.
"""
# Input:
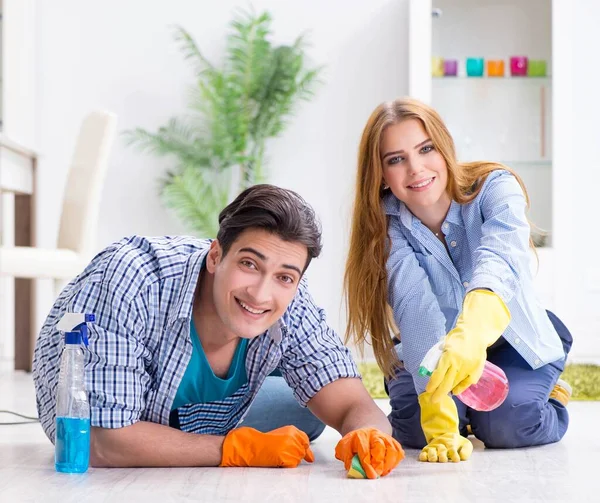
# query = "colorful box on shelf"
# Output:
<box><xmin>444</xmin><ymin>59</ymin><xmax>458</xmax><ymax>76</ymax></box>
<box><xmin>432</xmin><ymin>56</ymin><xmax>444</xmax><ymax>77</ymax></box>
<box><xmin>433</xmin><ymin>56</ymin><xmax>547</xmax><ymax>78</ymax></box>
<box><xmin>510</xmin><ymin>56</ymin><xmax>528</xmax><ymax>76</ymax></box>
<box><xmin>466</xmin><ymin>58</ymin><xmax>484</xmax><ymax>77</ymax></box>
<box><xmin>487</xmin><ymin>60</ymin><xmax>505</xmax><ymax>77</ymax></box>
<box><xmin>528</xmin><ymin>60</ymin><xmax>547</xmax><ymax>77</ymax></box>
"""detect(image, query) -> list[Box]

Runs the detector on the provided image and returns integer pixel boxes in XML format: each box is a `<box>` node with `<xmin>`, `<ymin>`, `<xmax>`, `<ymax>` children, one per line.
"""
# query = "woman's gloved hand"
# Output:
<box><xmin>418</xmin><ymin>392</ymin><xmax>473</xmax><ymax>463</ymax></box>
<box><xmin>427</xmin><ymin>290</ymin><xmax>511</xmax><ymax>403</ymax></box>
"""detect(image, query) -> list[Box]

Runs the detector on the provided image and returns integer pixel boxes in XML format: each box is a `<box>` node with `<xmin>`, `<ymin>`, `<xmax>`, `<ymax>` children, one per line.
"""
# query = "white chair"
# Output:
<box><xmin>0</xmin><ymin>110</ymin><xmax>117</xmax><ymax>368</ymax></box>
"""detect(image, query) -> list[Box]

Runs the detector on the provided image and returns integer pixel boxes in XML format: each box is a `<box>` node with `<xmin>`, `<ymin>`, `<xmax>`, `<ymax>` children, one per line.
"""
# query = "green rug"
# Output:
<box><xmin>358</xmin><ymin>363</ymin><xmax>600</xmax><ymax>401</ymax></box>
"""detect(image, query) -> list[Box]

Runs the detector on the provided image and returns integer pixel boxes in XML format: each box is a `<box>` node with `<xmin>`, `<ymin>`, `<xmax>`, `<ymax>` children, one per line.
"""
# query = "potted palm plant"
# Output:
<box><xmin>125</xmin><ymin>8</ymin><xmax>322</xmax><ymax>236</ymax></box>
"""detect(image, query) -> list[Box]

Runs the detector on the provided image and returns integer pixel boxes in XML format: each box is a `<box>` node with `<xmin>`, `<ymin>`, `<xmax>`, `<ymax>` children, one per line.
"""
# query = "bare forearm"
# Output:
<box><xmin>338</xmin><ymin>400</ymin><xmax>392</xmax><ymax>437</ymax></box>
<box><xmin>308</xmin><ymin>379</ymin><xmax>393</xmax><ymax>437</ymax></box>
<box><xmin>90</xmin><ymin>421</ymin><xmax>224</xmax><ymax>468</ymax></box>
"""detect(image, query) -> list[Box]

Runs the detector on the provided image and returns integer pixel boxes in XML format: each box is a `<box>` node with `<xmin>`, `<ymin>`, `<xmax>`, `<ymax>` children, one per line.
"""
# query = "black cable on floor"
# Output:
<box><xmin>0</xmin><ymin>409</ymin><xmax>40</xmax><ymax>425</ymax></box>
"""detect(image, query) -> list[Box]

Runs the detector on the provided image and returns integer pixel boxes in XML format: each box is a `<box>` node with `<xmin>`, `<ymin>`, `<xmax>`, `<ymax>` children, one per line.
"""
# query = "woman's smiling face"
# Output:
<box><xmin>380</xmin><ymin>119</ymin><xmax>449</xmax><ymax>213</ymax></box>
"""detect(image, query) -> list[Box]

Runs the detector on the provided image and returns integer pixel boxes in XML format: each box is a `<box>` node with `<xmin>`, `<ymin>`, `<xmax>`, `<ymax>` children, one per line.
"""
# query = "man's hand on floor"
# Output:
<box><xmin>220</xmin><ymin>425</ymin><xmax>314</xmax><ymax>468</ymax></box>
<box><xmin>335</xmin><ymin>427</ymin><xmax>405</xmax><ymax>479</ymax></box>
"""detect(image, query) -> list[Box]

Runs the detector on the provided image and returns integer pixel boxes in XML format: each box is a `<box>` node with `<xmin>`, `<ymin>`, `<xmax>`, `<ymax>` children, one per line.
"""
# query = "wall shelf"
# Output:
<box><xmin>433</xmin><ymin>76</ymin><xmax>552</xmax><ymax>82</ymax></box>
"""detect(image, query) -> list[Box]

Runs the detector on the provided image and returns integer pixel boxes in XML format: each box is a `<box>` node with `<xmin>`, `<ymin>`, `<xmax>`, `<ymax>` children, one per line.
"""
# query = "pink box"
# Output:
<box><xmin>510</xmin><ymin>56</ymin><xmax>528</xmax><ymax>76</ymax></box>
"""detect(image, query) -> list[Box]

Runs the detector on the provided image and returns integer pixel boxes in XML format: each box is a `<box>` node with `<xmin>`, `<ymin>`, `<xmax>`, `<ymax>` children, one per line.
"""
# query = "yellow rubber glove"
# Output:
<box><xmin>220</xmin><ymin>426</ymin><xmax>314</xmax><ymax>468</ymax></box>
<box><xmin>418</xmin><ymin>392</ymin><xmax>473</xmax><ymax>463</ymax></box>
<box><xmin>426</xmin><ymin>289</ymin><xmax>511</xmax><ymax>403</ymax></box>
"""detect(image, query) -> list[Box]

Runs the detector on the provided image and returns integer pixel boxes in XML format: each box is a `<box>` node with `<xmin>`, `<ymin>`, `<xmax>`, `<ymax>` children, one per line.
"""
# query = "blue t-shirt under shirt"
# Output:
<box><xmin>172</xmin><ymin>320</ymin><xmax>248</xmax><ymax>410</ymax></box>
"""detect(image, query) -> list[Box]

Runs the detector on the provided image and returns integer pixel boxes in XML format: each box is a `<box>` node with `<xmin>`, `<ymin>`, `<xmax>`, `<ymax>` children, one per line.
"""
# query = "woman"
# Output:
<box><xmin>344</xmin><ymin>98</ymin><xmax>573</xmax><ymax>463</ymax></box>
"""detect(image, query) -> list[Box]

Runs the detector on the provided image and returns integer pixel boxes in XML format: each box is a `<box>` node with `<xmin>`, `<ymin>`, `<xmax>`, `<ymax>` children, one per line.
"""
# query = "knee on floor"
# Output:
<box><xmin>472</xmin><ymin>400</ymin><xmax>546</xmax><ymax>449</ymax></box>
<box><xmin>388</xmin><ymin>411</ymin><xmax>426</xmax><ymax>449</ymax></box>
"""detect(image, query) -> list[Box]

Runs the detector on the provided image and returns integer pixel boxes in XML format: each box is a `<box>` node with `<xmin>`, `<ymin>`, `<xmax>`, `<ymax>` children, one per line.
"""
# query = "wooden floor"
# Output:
<box><xmin>0</xmin><ymin>371</ymin><xmax>597</xmax><ymax>502</ymax></box>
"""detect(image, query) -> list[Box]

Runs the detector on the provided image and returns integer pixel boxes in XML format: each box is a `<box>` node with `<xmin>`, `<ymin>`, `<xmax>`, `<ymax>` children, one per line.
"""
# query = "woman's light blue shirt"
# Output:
<box><xmin>384</xmin><ymin>170</ymin><xmax>565</xmax><ymax>394</ymax></box>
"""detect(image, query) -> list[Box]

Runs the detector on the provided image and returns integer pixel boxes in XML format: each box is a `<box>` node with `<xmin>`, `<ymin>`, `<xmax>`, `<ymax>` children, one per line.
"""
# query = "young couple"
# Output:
<box><xmin>33</xmin><ymin>98</ymin><xmax>572</xmax><ymax>478</ymax></box>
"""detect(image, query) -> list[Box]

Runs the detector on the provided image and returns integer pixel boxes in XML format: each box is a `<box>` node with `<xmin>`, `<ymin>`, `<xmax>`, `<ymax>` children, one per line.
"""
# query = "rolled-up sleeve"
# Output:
<box><xmin>33</xmin><ymin>250</ymin><xmax>152</xmax><ymax>442</ymax></box>
<box><xmin>278</xmin><ymin>280</ymin><xmax>360</xmax><ymax>407</ymax></box>
<box><xmin>78</xmin><ymin>280</ymin><xmax>151</xmax><ymax>430</ymax></box>
<box><xmin>468</xmin><ymin>172</ymin><xmax>531</xmax><ymax>304</ymax></box>
<box><xmin>387</xmin><ymin>217</ymin><xmax>447</xmax><ymax>394</ymax></box>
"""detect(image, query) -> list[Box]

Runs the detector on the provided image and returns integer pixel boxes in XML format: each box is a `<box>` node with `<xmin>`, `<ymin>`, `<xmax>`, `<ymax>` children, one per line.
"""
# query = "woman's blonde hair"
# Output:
<box><xmin>344</xmin><ymin>97</ymin><xmax>534</xmax><ymax>379</ymax></box>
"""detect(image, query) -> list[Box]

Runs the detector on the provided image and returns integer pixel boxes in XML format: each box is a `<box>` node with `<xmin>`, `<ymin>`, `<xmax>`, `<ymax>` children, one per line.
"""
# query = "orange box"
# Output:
<box><xmin>487</xmin><ymin>60</ymin><xmax>505</xmax><ymax>77</ymax></box>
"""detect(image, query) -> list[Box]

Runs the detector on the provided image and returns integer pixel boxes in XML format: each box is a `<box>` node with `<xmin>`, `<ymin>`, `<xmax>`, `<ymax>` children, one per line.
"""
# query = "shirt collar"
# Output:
<box><xmin>383</xmin><ymin>192</ymin><xmax>417</xmax><ymax>229</ymax></box>
<box><xmin>169</xmin><ymin>243</ymin><xmax>210</xmax><ymax>325</ymax></box>
<box><xmin>383</xmin><ymin>192</ymin><xmax>463</xmax><ymax>229</ymax></box>
<box><xmin>268</xmin><ymin>319</ymin><xmax>285</xmax><ymax>344</ymax></box>
<box><xmin>445</xmin><ymin>199</ymin><xmax>464</xmax><ymax>228</ymax></box>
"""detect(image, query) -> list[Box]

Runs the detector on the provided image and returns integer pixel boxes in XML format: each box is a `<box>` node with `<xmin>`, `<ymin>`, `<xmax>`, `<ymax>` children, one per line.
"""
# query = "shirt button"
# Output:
<box><xmin>515</xmin><ymin>338</ymin><xmax>520</xmax><ymax>344</ymax></box>
<box><xmin>534</xmin><ymin>359</ymin><xmax>541</xmax><ymax>366</ymax></box>
<box><xmin>442</xmin><ymin>223</ymin><xmax>449</xmax><ymax>231</ymax></box>
<box><xmin>450</xmin><ymin>241</ymin><xmax>457</xmax><ymax>247</ymax></box>
<box><xmin>463</xmin><ymin>281</ymin><xmax>469</xmax><ymax>288</ymax></box>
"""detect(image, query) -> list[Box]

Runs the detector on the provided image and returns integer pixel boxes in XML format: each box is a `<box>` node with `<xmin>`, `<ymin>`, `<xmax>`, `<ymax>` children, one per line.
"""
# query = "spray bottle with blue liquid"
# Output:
<box><xmin>54</xmin><ymin>313</ymin><xmax>95</xmax><ymax>473</ymax></box>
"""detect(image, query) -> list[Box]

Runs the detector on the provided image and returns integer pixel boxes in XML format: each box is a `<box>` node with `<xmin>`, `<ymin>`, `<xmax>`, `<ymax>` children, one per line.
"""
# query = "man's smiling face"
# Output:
<box><xmin>206</xmin><ymin>228</ymin><xmax>308</xmax><ymax>339</ymax></box>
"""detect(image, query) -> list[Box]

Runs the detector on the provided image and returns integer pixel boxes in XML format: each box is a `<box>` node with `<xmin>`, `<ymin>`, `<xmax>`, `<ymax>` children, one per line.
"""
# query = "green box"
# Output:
<box><xmin>528</xmin><ymin>60</ymin><xmax>547</xmax><ymax>77</ymax></box>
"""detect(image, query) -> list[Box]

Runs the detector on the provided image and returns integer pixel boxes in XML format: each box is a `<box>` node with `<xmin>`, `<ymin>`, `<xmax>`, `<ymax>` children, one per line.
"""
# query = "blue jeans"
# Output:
<box><xmin>386</xmin><ymin>310</ymin><xmax>573</xmax><ymax>449</ymax></box>
<box><xmin>240</xmin><ymin>375</ymin><xmax>326</xmax><ymax>442</ymax></box>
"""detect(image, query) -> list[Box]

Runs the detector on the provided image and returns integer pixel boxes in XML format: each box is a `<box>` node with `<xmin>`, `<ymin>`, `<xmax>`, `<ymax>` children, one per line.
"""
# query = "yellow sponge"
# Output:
<box><xmin>347</xmin><ymin>455</ymin><xmax>368</xmax><ymax>479</ymax></box>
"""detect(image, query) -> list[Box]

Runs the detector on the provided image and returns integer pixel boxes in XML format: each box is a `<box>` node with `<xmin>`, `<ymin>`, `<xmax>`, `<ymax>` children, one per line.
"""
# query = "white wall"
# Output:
<box><xmin>432</xmin><ymin>0</ymin><xmax>552</xmax><ymax>72</ymax></box>
<box><xmin>33</xmin><ymin>0</ymin><xmax>409</xmax><ymax>349</ymax></box>
<box><xmin>564</xmin><ymin>0</ymin><xmax>600</xmax><ymax>362</ymax></box>
<box><xmin>0</xmin><ymin>0</ymin><xmax>37</xmax><ymax>369</ymax></box>
<box><xmin>1</xmin><ymin>0</ymin><xmax>37</xmax><ymax>145</ymax></box>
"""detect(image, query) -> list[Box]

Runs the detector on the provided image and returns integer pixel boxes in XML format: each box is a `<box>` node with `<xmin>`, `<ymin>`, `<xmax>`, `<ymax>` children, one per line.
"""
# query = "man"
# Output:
<box><xmin>33</xmin><ymin>184</ymin><xmax>403</xmax><ymax>478</ymax></box>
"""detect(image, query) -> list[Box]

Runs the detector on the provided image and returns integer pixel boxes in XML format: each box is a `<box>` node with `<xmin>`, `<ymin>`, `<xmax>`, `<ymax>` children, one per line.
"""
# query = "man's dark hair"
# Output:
<box><xmin>217</xmin><ymin>184</ymin><xmax>322</xmax><ymax>271</ymax></box>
